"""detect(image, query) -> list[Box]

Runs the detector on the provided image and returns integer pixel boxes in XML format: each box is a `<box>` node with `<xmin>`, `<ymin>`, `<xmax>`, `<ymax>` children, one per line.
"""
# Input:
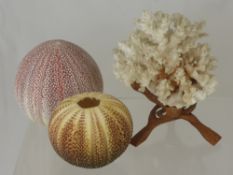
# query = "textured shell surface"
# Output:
<box><xmin>15</xmin><ymin>39</ymin><xmax>103</xmax><ymax>125</ymax></box>
<box><xmin>48</xmin><ymin>92</ymin><xmax>133</xmax><ymax>168</ymax></box>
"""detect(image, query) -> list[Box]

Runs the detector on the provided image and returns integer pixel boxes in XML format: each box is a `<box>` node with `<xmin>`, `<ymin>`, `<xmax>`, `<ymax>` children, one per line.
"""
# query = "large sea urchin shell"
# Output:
<box><xmin>48</xmin><ymin>92</ymin><xmax>133</xmax><ymax>168</ymax></box>
<box><xmin>15</xmin><ymin>40</ymin><xmax>103</xmax><ymax>125</ymax></box>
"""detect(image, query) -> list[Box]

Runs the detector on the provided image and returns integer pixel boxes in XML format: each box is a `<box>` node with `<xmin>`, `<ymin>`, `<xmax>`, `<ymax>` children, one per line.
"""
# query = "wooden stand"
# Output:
<box><xmin>130</xmin><ymin>82</ymin><xmax>221</xmax><ymax>147</ymax></box>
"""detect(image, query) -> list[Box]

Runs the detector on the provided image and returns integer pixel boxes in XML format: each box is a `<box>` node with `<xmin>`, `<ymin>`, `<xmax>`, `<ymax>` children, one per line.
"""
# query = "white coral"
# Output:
<box><xmin>114</xmin><ymin>11</ymin><xmax>217</xmax><ymax>108</ymax></box>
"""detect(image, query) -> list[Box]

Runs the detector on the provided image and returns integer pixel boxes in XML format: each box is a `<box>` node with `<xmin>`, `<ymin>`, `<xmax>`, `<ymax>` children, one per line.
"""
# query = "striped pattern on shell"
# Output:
<box><xmin>15</xmin><ymin>40</ymin><xmax>103</xmax><ymax>125</ymax></box>
<box><xmin>48</xmin><ymin>92</ymin><xmax>133</xmax><ymax>168</ymax></box>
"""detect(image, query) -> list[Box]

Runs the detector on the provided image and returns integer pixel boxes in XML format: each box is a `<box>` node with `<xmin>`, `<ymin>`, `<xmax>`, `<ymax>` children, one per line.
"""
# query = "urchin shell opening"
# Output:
<box><xmin>77</xmin><ymin>97</ymin><xmax>100</xmax><ymax>108</ymax></box>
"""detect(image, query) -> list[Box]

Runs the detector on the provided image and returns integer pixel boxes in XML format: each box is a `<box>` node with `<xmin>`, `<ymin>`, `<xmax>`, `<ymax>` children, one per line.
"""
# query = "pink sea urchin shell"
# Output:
<box><xmin>15</xmin><ymin>39</ymin><xmax>103</xmax><ymax>125</ymax></box>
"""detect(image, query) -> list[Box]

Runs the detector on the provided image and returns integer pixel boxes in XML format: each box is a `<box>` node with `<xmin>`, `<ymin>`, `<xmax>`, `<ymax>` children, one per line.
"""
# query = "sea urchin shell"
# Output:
<box><xmin>48</xmin><ymin>92</ymin><xmax>133</xmax><ymax>168</ymax></box>
<box><xmin>15</xmin><ymin>40</ymin><xmax>103</xmax><ymax>125</ymax></box>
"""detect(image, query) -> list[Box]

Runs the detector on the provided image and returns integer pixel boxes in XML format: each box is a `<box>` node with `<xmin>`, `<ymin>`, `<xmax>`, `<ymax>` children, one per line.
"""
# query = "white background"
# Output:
<box><xmin>0</xmin><ymin>0</ymin><xmax>233</xmax><ymax>175</ymax></box>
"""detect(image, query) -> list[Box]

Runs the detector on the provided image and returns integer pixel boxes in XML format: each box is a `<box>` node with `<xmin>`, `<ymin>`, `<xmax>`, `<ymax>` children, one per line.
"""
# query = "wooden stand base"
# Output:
<box><xmin>130</xmin><ymin>82</ymin><xmax>221</xmax><ymax>147</ymax></box>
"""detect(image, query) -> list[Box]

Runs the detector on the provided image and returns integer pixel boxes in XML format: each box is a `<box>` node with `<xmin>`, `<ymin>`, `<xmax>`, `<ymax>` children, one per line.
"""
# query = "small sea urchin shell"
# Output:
<box><xmin>15</xmin><ymin>40</ymin><xmax>103</xmax><ymax>125</ymax></box>
<box><xmin>48</xmin><ymin>92</ymin><xmax>133</xmax><ymax>168</ymax></box>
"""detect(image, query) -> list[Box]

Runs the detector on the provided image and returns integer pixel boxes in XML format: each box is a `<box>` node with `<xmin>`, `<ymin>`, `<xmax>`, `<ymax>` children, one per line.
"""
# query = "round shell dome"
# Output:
<box><xmin>15</xmin><ymin>40</ymin><xmax>103</xmax><ymax>125</ymax></box>
<box><xmin>48</xmin><ymin>92</ymin><xmax>133</xmax><ymax>168</ymax></box>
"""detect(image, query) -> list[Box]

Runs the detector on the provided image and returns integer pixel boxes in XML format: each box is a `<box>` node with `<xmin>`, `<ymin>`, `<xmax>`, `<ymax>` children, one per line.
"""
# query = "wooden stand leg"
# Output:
<box><xmin>131</xmin><ymin>105</ymin><xmax>179</xmax><ymax>147</ymax></box>
<box><xmin>180</xmin><ymin>114</ymin><xmax>221</xmax><ymax>145</ymax></box>
<box><xmin>130</xmin><ymin>123</ymin><xmax>158</xmax><ymax>146</ymax></box>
